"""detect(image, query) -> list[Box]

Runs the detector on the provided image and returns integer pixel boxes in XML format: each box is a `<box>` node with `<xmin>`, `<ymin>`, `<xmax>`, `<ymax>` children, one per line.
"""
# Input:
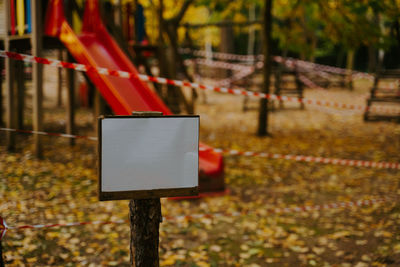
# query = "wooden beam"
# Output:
<box><xmin>4</xmin><ymin>0</ymin><xmax>15</xmax><ymax>149</ymax></box>
<box><xmin>66</xmin><ymin>52</ymin><xmax>75</xmax><ymax>146</ymax></box>
<box><xmin>31</xmin><ymin>0</ymin><xmax>44</xmax><ymax>157</ymax></box>
<box><xmin>16</xmin><ymin>60</ymin><xmax>25</xmax><ymax>129</ymax></box>
<box><xmin>5</xmin><ymin>41</ymin><xmax>16</xmax><ymax>151</ymax></box>
<box><xmin>0</xmin><ymin>57</ymin><xmax>4</xmax><ymax>127</ymax></box>
<box><xmin>57</xmin><ymin>49</ymin><xmax>63</xmax><ymax>107</ymax></box>
<box><xmin>0</xmin><ymin>237</ymin><xmax>4</xmax><ymax>267</ymax></box>
<box><xmin>93</xmin><ymin>86</ymin><xmax>105</xmax><ymax>133</ymax></box>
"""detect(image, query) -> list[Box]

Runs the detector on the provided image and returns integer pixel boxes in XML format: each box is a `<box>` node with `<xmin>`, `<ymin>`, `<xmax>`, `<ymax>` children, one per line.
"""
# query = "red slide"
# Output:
<box><xmin>44</xmin><ymin>0</ymin><xmax>224</xmax><ymax>195</ymax></box>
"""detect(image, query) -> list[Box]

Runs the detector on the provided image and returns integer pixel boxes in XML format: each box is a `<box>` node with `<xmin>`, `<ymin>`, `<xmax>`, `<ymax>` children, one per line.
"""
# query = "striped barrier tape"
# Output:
<box><xmin>181</xmin><ymin>49</ymin><xmax>385</xmax><ymax>85</ymax></box>
<box><xmin>183</xmin><ymin>52</ymin><xmax>372</xmax><ymax>91</ymax></box>
<box><xmin>1</xmin><ymin>127</ymin><xmax>399</xmax><ymax>170</ymax></box>
<box><xmin>200</xmin><ymin>147</ymin><xmax>400</xmax><ymax>170</ymax></box>
<box><xmin>184</xmin><ymin>58</ymin><xmax>254</xmax><ymax>71</ymax></box>
<box><xmin>215</xmin><ymin>67</ymin><xmax>255</xmax><ymax>87</ymax></box>
<box><xmin>181</xmin><ymin>49</ymin><xmax>371</xmax><ymax>78</ymax></box>
<box><xmin>186</xmin><ymin>57</ymin><xmax>328</xmax><ymax>91</ymax></box>
<box><xmin>0</xmin><ymin>196</ymin><xmax>391</xmax><ymax>238</ymax></box>
<box><xmin>180</xmin><ymin>47</ymin><xmax>260</xmax><ymax>62</ymax></box>
<box><xmin>181</xmin><ymin>53</ymin><xmax>396</xmax><ymax>106</ymax></box>
<box><xmin>1</xmin><ymin>50</ymin><xmax>399</xmax><ymax>115</ymax></box>
<box><xmin>191</xmin><ymin>56</ymin><xmax>397</xmax><ymax>100</ymax></box>
<box><xmin>298</xmin><ymin>74</ymin><xmax>326</xmax><ymax>90</ymax></box>
<box><xmin>0</xmin><ymin>217</ymin><xmax>7</xmax><ymax>240</ymax></box>
<box><xmin>277</xmin><ymin>56</ymin><xmax>350</xmax><ymax>76</ymax></box>
<box><xmin>0</xmin><ymin>127</ymin><xmax>98</xmax><ymax>141</ymax></box>
<box><xmin>184</xmin><ymin>58</ymin><xmax>260</xmax><ymax>87</ymax></box>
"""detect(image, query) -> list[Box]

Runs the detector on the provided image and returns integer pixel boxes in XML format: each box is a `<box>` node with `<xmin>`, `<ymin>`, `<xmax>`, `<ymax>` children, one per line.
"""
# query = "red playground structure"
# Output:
<box><xmin>44</xmin><ymin>0</ymin><xmax>225</xmax><ymax>196</ymax></box>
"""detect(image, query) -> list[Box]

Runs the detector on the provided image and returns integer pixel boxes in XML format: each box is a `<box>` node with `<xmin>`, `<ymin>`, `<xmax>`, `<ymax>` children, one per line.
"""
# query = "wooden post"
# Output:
<box><xmin>129</xmin><ymin>111</ymin><xmax>163</xmax><ymax>267</ymax></box>
<box><xmin>0</xmin><ymin>238</ymin><xmax>4</xmax><ymax>267</ymax></box>
<box><xmin>93</xmin><ymin>88</ymin><xmax>106</xmax><ymax>133</ymax></box>
<box><xmin>257</xmin><ymin>0</ymin><xmax>273</xmax><ymax>136</ymax></box>
<box><xmin>0</xmin><ymin>57</ymin><xmax>3</xmax><ymax>127</ymax></box>
<box><xmin>0</xmin><ymin>216</ymin><xmax>4</xmax><ymax>267</ymax></box>
<box><xmin>57</xmin><ymin>49</ymin><xmax>63</xmax><ymax>107</ymax></box>
<box><xmin>4</xmin><ymin>0</ymin><xmax>15</xmax><ymax>149</ymax></box>
<box><xmin>16</xmin><ymin>60</ymin><xmax>25</xmax><ymax>129</ymax></box>
<box><xmin>32</xmin><ymin>0</ymin><xmax>44</xmax><ymax>158</ymax></box>
<box><xmin>66</xmin><ymin>52</ymin><xmax>75</xmax><ymax>146</ymax></box>
<box><xmin>5</xmin><ymin>42</ymin><xmax>16</xmax><ymax>151</ymax></box>
<box><xmin>129</xmin><ymin>199</ymin><xmax>161</xmax><ymax>267</ymax></box>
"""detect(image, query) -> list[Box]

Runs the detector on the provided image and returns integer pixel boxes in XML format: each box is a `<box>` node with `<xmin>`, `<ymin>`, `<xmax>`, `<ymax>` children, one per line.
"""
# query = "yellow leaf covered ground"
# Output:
<box><xmin>1</xmin><ymin>75</ymin><xmax>400</xmax><ymax>266</ymax></box>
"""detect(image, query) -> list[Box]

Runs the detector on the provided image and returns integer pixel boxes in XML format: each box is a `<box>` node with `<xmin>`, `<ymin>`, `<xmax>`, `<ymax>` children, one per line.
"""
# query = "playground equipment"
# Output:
<box><xmin>0</xmin><ymin>0</ymin><xmax>32</xmax><ymax>36</ymax></box>
<box><xmin>273</xmin><ymin>63</ymin><xmax>304</xmax><ymax>109</ymax></box>
<box><xmin>364</xmin><ymin>69</ymin><xmax>400</xmax><ymax>122</ymax></box>
<box><xmin>0</xmin><ymin>0</ymin><xmax>36</xmax><ymax>149</ymax></box>
<box><xmin>240</xmin><ymin>64</ymin><xmax>304</xmax><ymax>112</ymax></box>
<box><xmin>44</xmin><ymin>0</ymin><xmax>225</xmax><ymax>195</ymax></box>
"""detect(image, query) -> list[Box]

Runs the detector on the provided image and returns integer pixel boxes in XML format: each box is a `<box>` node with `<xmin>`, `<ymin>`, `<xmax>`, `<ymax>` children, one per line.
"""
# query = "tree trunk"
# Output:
<box><xmin>257</xmin><ymin>0</ymin><xmax>273</xmax><ymax>136</ymax></box>
<box><xmin>346</xmin><ymin>49</ymin><xmax>355</xmax><ymax>71</ymax></box>
<box><xmin>219</xmin><ymin>24</ymin><xmax>234</xmax><ymax>78</ymax></box>
<box><xmin>368</xmin><ymin>45</ymin><xmax>377</xmax><ymax>73</ymax></box>
<box><xmin>336</xmin><ymin>47</ymin><xmax>345</xmax><ymax>68</ymax></box>
<box><xmin>157</xmin><ymin>1</ymin><xmax>195</xmax><ymax>114</ymax></box>
<box><xmin>129</xmin><ymin>199</ymin><xmax>161</xmax><ymax>267</ymax></box>
<box><xmin>346</xmin><ymin>49</ymin><xmax>355</xmax><ymax>90</ymax></box>
<box><xmin>157</xmin><ymin>0</ymin><xmax>179</xmax><ymax>112</ymax></box>
<box><xmin>247</xmin><ymin>4</ymin><xmax>256</xmax><ymax>58</ymax></box>
<box><xmin>309</xmin><ymin>36</ymin><xmax>317</xmax><ymax>63</ymax></box>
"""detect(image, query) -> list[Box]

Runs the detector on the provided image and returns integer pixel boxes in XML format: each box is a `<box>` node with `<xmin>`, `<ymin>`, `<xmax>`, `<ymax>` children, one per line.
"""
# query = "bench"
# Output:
<box><xmin>364</xmin><ymin>69</ymin><xmax>400</xmax><ymax>122</ymax></box>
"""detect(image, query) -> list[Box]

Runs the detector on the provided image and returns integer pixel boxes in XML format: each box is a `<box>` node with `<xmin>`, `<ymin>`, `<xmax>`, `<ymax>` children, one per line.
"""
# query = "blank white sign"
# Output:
<box><xmin>101</xmin><ymin>116</ymin><xmax>199</xmax><ymax>193</ymax></box>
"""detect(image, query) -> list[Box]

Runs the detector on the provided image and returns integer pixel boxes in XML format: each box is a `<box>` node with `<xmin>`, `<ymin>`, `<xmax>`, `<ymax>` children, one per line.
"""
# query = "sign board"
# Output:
<box><xmin>99</xmin><ymin>115</ymin><xmax>199</xmax><ymax>201</ymax></box>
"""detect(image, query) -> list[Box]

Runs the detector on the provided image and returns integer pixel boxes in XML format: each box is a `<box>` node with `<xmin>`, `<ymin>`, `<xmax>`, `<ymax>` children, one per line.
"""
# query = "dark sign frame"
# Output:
<box><xmin>98</xmin><ymin>115</ymin><xmax>199</xmax><ymax>201</ymax></box>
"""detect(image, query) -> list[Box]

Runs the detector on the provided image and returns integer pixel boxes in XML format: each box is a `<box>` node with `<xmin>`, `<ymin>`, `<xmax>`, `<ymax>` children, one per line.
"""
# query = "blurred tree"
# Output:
<box><xmin>155</xmin><ymin>0</ymin><xmax>196</xmax><ymax>114</ymax></box>
<box><xmin>258</xmin><ymin>0</ymin><xmax>273</xmax><ymax>136</ymax></box>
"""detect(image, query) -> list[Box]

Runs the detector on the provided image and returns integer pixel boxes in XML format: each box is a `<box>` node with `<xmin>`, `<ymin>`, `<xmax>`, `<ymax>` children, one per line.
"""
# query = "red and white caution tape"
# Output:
<box><xmin>200</xmin><ymin>147</ymin><xmax>400</xmax><ymax>170</ymax></box>
<box><xmin>0</xmin><ymin>127</ymin><xmax>98</xmax><ymax>141</ymax></box>
<box><xmin>187</xmin><ymin>56</ymin><xmax>327</xmax><ymax>91</ymax></box>
<box><xmin>184</xmin><ymin>58</ymin><xmax>253</xmax><ymax>71</ymax></box>
<box><xmin>182</xmin><ymin>49</ymin><xmax>375</xmax><ymax>81</ymax></box>
<box><xmin>298</xmin><ymin>74</ymin><xmax>325</xmax><ymax>90</ymax></box>
<box><xmin>1</xmin><ymin>50</ymin><xmax>399</xmax><ymax>115</ymax></box>
<box><xmin>0</xmin><ymin>196</ymin><xmax>392</xmax><ymax>238</ymax></box>
<box><xmin>0</xmin><ymin>217</ymin><xmax>126</xmax><ymax>240</ymax></box>
<box><xmin>184</xmin><ymin>58</ymin><xmax>259</xmax><ymax>87</ymax></box>
<box><xmin>183</xmin><ymin>49</ymin><xmax>358</xmax><ymax>78</ymax></box>
<box><xmin>180</xmin><ymin>48</ymin><xmax>260</xmax><ymax>62</ymax></box>
<box><xmin>215</xmin><ymin>67</ymin><xmax>255</xmax><ymax>87</ymax></box>
<box><xmin>184</xmin><ymin>51</ymin><xmax>374</xmax><ymax>90</ymax></box>
<box><xmin>2</xmin><ymin>219</ymin><xmax>126</xmax><ymax>231</ymax></box>
<box><xmin>1</xmin><ymin>127</ymin><xmax>399</xmax><ymax>170</ymax></box>
<box><xmin>0</xmin><ymin>217</ymin><xmax>7</xmax><ymax>240</ymax></box>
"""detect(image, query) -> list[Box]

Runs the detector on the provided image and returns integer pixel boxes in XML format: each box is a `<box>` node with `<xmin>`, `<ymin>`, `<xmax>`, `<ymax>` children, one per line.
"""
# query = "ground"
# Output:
<box><xmin>0</xmin><ymin>64</ymin><xmax>400</xmax><ymax>266</ymax></box>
